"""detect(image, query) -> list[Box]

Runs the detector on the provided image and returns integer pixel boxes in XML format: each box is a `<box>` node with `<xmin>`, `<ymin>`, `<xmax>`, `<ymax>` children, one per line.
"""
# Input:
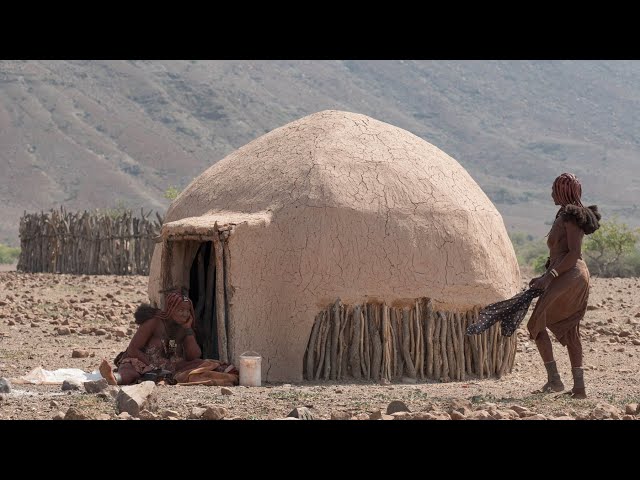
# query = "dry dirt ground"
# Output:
<box><xmin>1</xmin><ymin>270</ymin><xmax>639</xmax><ymax>421</ymax></box>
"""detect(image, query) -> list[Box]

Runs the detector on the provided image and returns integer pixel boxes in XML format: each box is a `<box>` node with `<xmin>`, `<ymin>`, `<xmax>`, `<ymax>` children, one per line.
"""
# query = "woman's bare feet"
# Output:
<box><xmin>99</xmin><ymin>359</ymin><xmax>118</xmax><ymax>385</ymax></box>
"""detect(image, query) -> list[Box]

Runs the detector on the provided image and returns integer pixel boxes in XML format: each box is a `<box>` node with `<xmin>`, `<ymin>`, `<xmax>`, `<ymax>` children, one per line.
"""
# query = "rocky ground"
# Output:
<box><xmin>1</xmin><ymin>270</ymin><xmax>639</xmax><ymax>420</ymax></box>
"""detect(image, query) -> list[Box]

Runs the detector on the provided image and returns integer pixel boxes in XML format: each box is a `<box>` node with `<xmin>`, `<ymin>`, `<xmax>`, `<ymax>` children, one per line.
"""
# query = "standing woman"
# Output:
<box><xmin>528</xmin><ymin>173</ymin><xmax>601</xmax><ymax>399</ymax></box>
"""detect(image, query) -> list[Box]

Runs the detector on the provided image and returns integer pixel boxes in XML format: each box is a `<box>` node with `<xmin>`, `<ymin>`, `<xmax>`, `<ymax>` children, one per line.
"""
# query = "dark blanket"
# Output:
<box><xmin>466</xmin><ymin>288</ymin><xmax>544</xmax><ymax>337</ymax></box>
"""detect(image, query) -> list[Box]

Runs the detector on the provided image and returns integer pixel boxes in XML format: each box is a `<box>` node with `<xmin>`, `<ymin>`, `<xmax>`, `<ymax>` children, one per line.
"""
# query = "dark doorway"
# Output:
<box><xmin>188</xmin><ymin>241</ymin><xmax>218</xmax><ymax>359</ymax></box>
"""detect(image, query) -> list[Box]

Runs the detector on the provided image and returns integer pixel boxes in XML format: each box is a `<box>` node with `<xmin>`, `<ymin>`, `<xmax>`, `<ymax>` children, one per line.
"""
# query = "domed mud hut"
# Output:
<box><xmin>148</xmin><ymin>110</ymin><xmax>521</xmax><ymax>383</ymax></box>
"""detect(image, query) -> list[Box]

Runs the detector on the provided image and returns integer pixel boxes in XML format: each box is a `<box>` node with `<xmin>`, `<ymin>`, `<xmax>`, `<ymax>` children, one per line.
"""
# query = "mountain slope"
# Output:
<box><xmin>1</xmin><ymin>60</ymin><xmax>639</xmax><ymax>245</ymax></box>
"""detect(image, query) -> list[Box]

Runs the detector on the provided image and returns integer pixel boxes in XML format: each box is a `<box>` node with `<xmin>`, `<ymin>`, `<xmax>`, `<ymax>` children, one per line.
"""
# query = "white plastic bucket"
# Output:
<box><xmin>239</xmin><ymin>351</ymin><xmax>262</xmax><ymax>387</ymax></box>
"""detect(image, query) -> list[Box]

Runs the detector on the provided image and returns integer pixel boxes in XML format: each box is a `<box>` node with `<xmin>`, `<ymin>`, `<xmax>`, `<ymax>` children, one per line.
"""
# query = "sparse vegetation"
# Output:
<box><xmin>584</xmin><ymin>217</ymin><xmax>640</xmax><ymax>277</ymax></box>
<box><xmin>511</xmin><ymin>217</ymin><xmax>640</xmax><ymax>278</ymax></box>
<box><xmin>95</xmin><ymin>199</ymin><xmax>130</xmax><ymax>219</ymax></box>
<box><xmin>0</xmin><ymin>243</ymin><xmax>20</xmax><ymax>264</ymax></box>
<box><xmin>164</xmin><ymin>186</ymin><xmax>181</xmax><ymax>201</ymax></box>
<box><xmin>509</xmin><ymin>231</ymin><xmax>548</xmax><ymax>274</ymax></box>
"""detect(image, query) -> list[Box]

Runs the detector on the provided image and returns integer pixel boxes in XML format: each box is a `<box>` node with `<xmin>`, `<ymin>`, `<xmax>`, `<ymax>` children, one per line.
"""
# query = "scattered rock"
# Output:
<box><xmin>117</xmin><ymin>412</ymin><xmax>133</xmax><ymax>420</ymax></box>
<box><xmin>64</xmin><ymin>407</ymin><xmax>91</xmax><ymax>420</ymax></box>
<box><xmin>448</xmin><ymin>398</ymin><xmax>472</xmax><ymax>413</ymax></box>
<box><xmin>510</xmin><ymin>405</ymin><xmax>530</xmax><ymax>417</ymax></box>
<box><xmin>52</xmin><ymin>411</ymin><xmax>65</xmax><ymax>420</ymax></box>
<box><xmin>202</xmin><ymin>406</ymin><xmax>228</xmax><ymax>420</ymax></box>
<box><xmin>139</xmin><ymin>410</ymin><xmax>160</xmax><ymax>420</ymax></box>
<box><xmin>84</xmin><ymin>379</ymin><xmax>108</xmax><ymax>394</ymax></box>
<box><xmin>159</xmin><ymin>409</ymin><xmax>180</xmax><ymax>419</ymax></box>
<box><xmin>0</xmin><ymin>377</ymin><xmax>12</xmax><ymax>393</ymax></box>
<box><xmin>413</xmin><ymin>412</ymin><xmax>450</xmax><ymax>420</ymax></box>
<box><xmin>450</xmin><ymin>411</ymin><xmax>466</xmax><ymax>420</ymax></box>
<box><xmin>624</xmin><ymin>403</ymin><xmax>638</xmax><ymax>415</ymax></box>
<box><xmin>56</xmin><ymin>327</ymin><xmax>71</xmax><ymax>335</ymax></box>
<box><xmin>466</xmin><ymin>410</ymin><xmax>492</xmax><ymax>420</ymax></box>
<box><xmin>72</xmin><ymin>349</ymin><xmax>90</xmax><ymax>358</ymax></box>
<box><xmin>97</xmin><ymin>385</ymin><xmax>120</xmax><ymax>400</ymax></box>
<box><xmin>50</xmin><ymin>400</ymin><xmax>59</xmax><ymax>408</ymax></box>
<box><xmin>116</xmin><ymin>381</ymin><xmax>156</xmax><ymax>416</ymax></box>
<box><xmin>287</xmin><ymin>406</ymin><xmax>314</xmax><ymax>420</ymax></box>
<box><xmin>220</xmin><ymin>387</ymin><xmax>233</xmax><ymax>395</ymax></box>
<box><xmin>522</xmin><ymin>414</ymin><xmax>547</xmax><ymax>420</ymax></box>
<box><xmin>189</xmin><ymin>407</ymin><xmax>206</xmax><ymax>419</ymax></box>
<box><xmin>61</xmin><ymin>379</ymin><xmax>83</xmax><ymax>391</ymax></box>
<box><xmin>590</xmin><ymin>403</ymin><xmax>621</xmax><ymax>420</ymax></box>
<box><xmin>369</xmin><ymin>410</ymin><xmax>394</xmax><ymax>420</ymax></box>
<box><xmin>330</xmin><ymin>411</ymin><xmax>351</xmax><ymax>420</ymax></box>
<box><xmin>386</xmin><ymin>400</ymin><xmax>410</xmax><ymax>415</ymax></box>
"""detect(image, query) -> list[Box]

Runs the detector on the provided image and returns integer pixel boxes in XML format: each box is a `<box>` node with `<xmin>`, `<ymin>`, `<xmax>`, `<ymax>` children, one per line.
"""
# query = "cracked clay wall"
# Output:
<box><xmin>152</xmin><ymin>110</ymin><xmax>520</xmax><ymax>382</ymax></box>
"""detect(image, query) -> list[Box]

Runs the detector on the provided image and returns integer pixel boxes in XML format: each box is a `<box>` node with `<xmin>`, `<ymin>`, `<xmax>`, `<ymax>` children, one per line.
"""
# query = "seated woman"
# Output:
<box><xmin>99</xmin><ymin>289</ymin><xmax>238</xmax><ymax>387</ymax></box>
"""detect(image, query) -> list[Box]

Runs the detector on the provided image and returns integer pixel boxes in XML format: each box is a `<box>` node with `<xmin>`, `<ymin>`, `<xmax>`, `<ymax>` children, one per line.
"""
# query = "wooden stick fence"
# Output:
<box><xmin>304</xmin><ymin>298</ymin><xmax>517</xmax><ymax>382</ymax></box>
<box><xmin>17</xmin><ymin>207</ymin><xmax>162</xmax><ymax>275</ymax></box>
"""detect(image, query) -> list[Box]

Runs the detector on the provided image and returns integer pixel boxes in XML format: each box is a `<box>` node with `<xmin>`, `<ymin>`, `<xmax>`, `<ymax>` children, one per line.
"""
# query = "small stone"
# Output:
<box><xmin>189</xmin><ymin>407</ymin><xmax>206</xmax><ymax>419</ymax></box>
<box><xmin>450</xmin><ymin>411</ymin><xmax>466</xmax><ymax>420</ymax></box>
<box><xmin>52</xmin><ymin>411</ymin><xmax>65</xmax><ymax>420</ymax></box>
<box><xmin>117</xmin><ymin>412</ymin><xmax>133</xmax><ymax>420</ymax></box>
<box><xmin>64</xmin><ymin>407</ymin><xmax>91</xmax><ymax>420</ymax></box>
<box><xmin>386</xmin><ymin>400</ymin><xmax>411</xmax><ymax>415</ymax></box>
<box><xmin>138</xmin><ymin>410</ymin><xmax>160</xmax><ymax>420</ymax></box>
<box><xmin>220</xmin><ymin>387</ymin><xmax>233</xmax><ymax>395</ymax></box>
<box><xmin>202</xmin><ymin>406</ymin><xmax>228</xmax><ymax>420</ymax></box>
<box><xmin>159</xmin><ymin>409</ymin><xmax>180</xmax><ymax>419</ymax></box>
<box><xmin>72</xmin><ymin>349</ymin><xmax>90</xmax><ymax>358</ymax></box>
<box><xmin>50</xmin><ymin>400</ymin><xmax>59</xmax><ymax>408</ymax></box>
<box><xmin>0</xmin><ymin>377</ymin><xmax>12</xmax><ymax>393</ymax></box>
<box><xmin>84</xmin><ymin>379</ymin><xmax>108</xmax><ymax>393</ymax></box>
<box><xmin>57</xmin><ymin>327</ymin><xmax>71</xmax><ymax>335</ymax></box>
<box><xmin>330</xmin><ymin>411</ymin><xmax>351</xmax><ymax>420</ymax></box>
<box><xmin>522</xmin><ymin>414</ymin><xmax>547</xmax><ymax>420</ymax></box>
<box><xmin>61</xmin><ymin>379</ymin><xmax>82</xmax><ymax>391</ymax></box>
<box><xmin>287</xmin><ymin>406</ymin><xmax>314</xmax><ymax>420</ymax></box>
<box><xmin>625</xmin><ymin>403</ymin><xmax>638</xmax><ymax>415</ymax></box>
<box><xmin>95</xmin><ymin>329</ymin><xmax>107</xmax><ymax>336</ymax></box>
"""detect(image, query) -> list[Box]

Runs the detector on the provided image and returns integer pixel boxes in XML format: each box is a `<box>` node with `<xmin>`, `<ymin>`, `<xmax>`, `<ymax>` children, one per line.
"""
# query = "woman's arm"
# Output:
<box><xmin>531</xmin><ymin>218</ymin><xmax>583</xmax><ymax>290</ymax></box>
<box><xmin>182</xmin><ymin>330</ymin><xmax>202</xmax><ymax>361</ymax></box>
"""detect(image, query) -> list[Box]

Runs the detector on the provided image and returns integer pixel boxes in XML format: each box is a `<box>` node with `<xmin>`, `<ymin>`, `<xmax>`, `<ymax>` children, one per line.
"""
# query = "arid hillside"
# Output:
<box><xmin>2</xmin><ymin>60</ymin><xmax>640</xmax><ymax>246</ymax></box>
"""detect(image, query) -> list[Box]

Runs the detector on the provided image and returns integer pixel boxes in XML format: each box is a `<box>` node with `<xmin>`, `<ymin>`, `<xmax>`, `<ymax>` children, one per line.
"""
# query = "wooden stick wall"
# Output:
<box><xmin>304</xmin><ymin>298</ymin><xmax>517</xmax><ymax>382</ymax></box>
<box><xmin>17</xmin><ymin>207</ymin><xmax>161</xmax><ymax>275</ymax></box>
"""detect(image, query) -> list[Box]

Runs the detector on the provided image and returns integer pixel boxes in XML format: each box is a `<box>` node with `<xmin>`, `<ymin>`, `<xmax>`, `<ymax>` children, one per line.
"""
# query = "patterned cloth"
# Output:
<box><xmin>466</xmin><ymin>288</ymin><xmax>544</xmax><ymax>337</ymax></box>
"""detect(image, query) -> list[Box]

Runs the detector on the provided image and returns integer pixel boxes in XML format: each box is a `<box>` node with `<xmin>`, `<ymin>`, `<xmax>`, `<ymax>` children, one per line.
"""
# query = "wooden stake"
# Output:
<box><xmin>402</xmin><ymin>308</ymin><xmax>416</xmax><ymax>379</ymax></box>
<box><xmin>425</xmin><ymin>299</ymin><xmax>434</xmax><ymax>379</ymax></box>
<box><xmin>349</xmin><ymin>305</ymin><xmax>362</xmax><ymax>379</ymax></box>
<box><xmin>305</xmin><ymin>314</ymin><xmax>321</xmax><ymax>379</ymax></box>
